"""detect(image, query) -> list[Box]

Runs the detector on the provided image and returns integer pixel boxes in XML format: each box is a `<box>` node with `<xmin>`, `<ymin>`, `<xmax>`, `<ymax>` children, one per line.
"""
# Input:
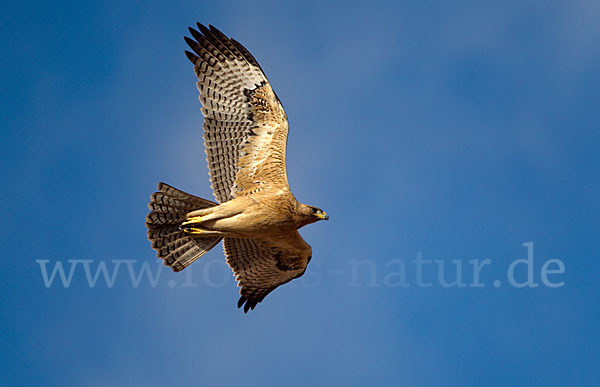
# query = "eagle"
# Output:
<box><xmin>145</xmin><ymin>23</ymin><xmax>328</xmax><ymax>313</ymax></box>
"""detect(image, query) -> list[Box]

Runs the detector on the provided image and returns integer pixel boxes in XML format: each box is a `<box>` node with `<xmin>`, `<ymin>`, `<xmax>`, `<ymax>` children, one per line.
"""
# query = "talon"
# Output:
<box><xmin>180</xmin><ymin>226</ymin><xmax>206</xmax><ymax>235</ymax></box>
<box><xmin>181</xmin><ymin>216</ymin><xmax>203</xmax><ymax>226</ymax></box>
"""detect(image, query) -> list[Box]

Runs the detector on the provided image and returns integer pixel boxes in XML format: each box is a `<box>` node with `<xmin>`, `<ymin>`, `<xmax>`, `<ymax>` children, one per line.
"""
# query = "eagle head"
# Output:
<box><xmin>298</xmin><ymin>204</ymin><xmax>329</xmax><ymax>224</ymax></box>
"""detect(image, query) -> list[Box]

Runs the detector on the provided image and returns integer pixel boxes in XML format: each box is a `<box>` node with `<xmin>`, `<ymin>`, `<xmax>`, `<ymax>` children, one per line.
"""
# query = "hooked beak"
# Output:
<box><xmin>319</xmin><ymin>212</ymin><xmax>329</xmax><ymax>221</ymax></box>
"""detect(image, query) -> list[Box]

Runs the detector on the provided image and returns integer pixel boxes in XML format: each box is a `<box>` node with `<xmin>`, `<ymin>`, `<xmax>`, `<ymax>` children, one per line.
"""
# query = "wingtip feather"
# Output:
<box><xmin>184</xmin><ymin>50</ymin><xmax>199</xmax><ymax>63</ymax></box>
<box><xmin>197</xmin><ymin>23</ymin><xmax>211</xmax><ymax>36</ymax></box>
<box><xmin>188</xmin><ymin>26</ymin><xmax>204</xmax><ymax>43</ymax></box>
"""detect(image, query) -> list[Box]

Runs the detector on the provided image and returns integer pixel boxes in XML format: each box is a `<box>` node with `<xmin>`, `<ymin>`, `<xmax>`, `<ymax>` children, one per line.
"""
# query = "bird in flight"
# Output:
<box><xmin>145</xmin><ymin>23</ymin><xmax>328</xmax><ymax>313</ymax></box>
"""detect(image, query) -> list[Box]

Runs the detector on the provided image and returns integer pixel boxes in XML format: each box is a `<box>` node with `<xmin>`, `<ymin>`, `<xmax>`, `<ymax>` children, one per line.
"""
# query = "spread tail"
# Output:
<box><xmin>145</xmin><ymin>182</ymin><xmax>222</xmax><ymax>272</ymax></box>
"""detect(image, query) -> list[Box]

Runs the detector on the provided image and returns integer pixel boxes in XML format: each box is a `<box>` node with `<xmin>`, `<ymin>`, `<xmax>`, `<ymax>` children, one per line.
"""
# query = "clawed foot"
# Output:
<box><xmin>179</xmin><ymin>216</ymin><xmax>223</xmax><ymax>236</ymax></box>
<box><xmin>180</xmin><ymin>226</ymin><xmax>206</xmax><ymax>234</ymax></box>
<box><xmin>181</xmin><ymin>216</ymin><xmax>203</xmax><ymax>227</ymax></box>
<box><xmin>180</xmin><ymin>216</ymin><xmax>206</xmax><ymax>234</ymax></box>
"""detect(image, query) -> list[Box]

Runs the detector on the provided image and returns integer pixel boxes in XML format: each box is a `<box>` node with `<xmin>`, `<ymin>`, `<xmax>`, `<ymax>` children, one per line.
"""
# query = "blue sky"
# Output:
<box><xmin>1</xmin><ymin>0</ymin><xmax>599</xmax><ymax>385</ymax></box>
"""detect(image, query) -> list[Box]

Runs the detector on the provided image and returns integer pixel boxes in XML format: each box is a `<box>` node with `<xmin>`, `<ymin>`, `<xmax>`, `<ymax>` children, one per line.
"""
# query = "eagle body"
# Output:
<box><xmin>185</xmin><ymin>191</ymin><xmax>301</xmax><ymax>237</ymax></box>
<box><xmin>145</xmin><ymin>23</ymin><xmax>328</xmax><ymax>312</ymax></box>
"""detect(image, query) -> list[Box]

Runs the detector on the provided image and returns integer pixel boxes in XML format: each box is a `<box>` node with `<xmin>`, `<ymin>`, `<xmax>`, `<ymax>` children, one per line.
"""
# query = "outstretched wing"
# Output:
<box><xmin>223</xmin><ymin>231</ymin><xmax>312</xmax><ymax>312</ymax></box>
<box><xmin>185</xmin><ymin>23</ymin><xmax>290</xmax><ymax>203</ymax></box>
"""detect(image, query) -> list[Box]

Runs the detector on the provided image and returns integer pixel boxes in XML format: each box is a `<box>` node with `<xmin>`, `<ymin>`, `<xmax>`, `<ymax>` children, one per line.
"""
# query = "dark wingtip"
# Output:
<box><xmin>188</xmin><ymin>26</ymin><xmax>204</xmax><ymax>43</ymax></box>
<box><xmin>184</xmin><ymin>36</ymin><xmax>197</xmax><ymax>48</ymax></box>
<box><xmin>196</xmin><ymin>23</ymin><xmax>211</xmax><ymax>36</ymax></box>
<box><xmin>238</xmin><ymin>295</ymin><xmax>259</xmax><ymax>313</ymax></box>
<box><xmin>184</xmin><ymin>50</ymin><xmax>198</xmax><ymax>63</ymax></box>
<box><xmin>208</xmin><ymin>24</ymin><xmax>224</xmax><ymax>35</ymax></box>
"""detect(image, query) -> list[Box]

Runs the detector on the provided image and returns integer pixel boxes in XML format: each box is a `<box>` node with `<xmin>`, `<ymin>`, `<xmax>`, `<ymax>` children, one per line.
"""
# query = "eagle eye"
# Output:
<box><xmin>311</xmin><ymin>207</ymin><xmax>319</xmax><ymax>214</ymax></box>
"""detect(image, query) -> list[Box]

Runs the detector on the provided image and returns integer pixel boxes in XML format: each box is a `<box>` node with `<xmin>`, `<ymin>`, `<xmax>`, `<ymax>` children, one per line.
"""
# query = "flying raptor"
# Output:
<box><xmin>145</xmin><ymin>23</ymin><xmax>328</xmax><ymax>313</ymax></box>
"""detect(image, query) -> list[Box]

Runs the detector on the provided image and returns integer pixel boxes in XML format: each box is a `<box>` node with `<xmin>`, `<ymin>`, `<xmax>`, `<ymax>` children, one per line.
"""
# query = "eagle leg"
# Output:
<box><xmin>179</xmin><ymin>224</ymin><xmax>224</xmax><ymax>237</ymax></box>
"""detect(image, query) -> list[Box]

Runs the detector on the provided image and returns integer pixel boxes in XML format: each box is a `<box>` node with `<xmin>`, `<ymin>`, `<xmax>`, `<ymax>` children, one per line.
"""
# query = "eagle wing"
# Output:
<box><xmin>224</xmin><ymin>231</ymin><xmax>312</xmax><ymax>312</ymax></box>
<box><xmin>185</xmin><ymin>23</ymin><xmax>290</xmax><ymax>203</ymax></box>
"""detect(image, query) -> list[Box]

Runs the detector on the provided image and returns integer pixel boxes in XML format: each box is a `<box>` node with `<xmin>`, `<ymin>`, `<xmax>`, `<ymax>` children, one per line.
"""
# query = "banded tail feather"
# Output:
<box><xmin>146</xmin><ymin>182</ymin><xmax>222</xmax><ymax>271</ymax></box>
